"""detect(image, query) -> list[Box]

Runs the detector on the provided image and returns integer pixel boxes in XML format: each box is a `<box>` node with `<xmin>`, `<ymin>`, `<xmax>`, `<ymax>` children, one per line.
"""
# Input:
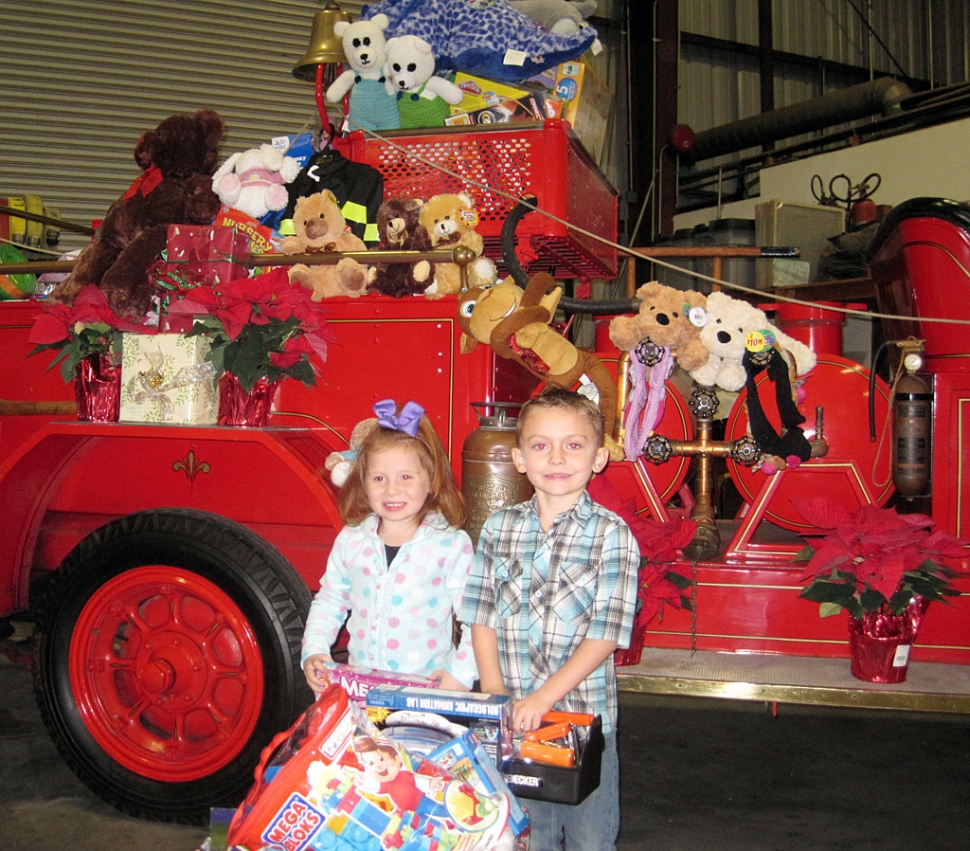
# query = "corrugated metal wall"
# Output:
<box><xmin>1</xmin><ymin>0</ymin><xmax>365</xmax><ymax>253</ymax></box>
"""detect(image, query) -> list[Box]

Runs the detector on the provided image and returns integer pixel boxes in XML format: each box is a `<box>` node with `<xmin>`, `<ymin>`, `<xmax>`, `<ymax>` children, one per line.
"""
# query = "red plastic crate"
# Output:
<box><xmin>333</xmin><ymin>119</ymin><xmax>618</xmax><ymax>280</ymax></box>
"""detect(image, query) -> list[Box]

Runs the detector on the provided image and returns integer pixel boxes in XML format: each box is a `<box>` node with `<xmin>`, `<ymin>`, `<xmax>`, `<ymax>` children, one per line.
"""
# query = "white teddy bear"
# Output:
<box><xmin>211</xmin><ymin>144</ymin><xmax>301</xmax><ymax>220</ymax></box>
<box><xmin>688</xmin><ymin>291</ymin><xmax>817</xmax><ymax>392</ymax></box>
<box><xmin>326</xmin><ymin>14</ymin><xmax>400</xmax><ymax>131</ymax></box>
<box><xmin>384</xmin><ymin>35</ymin><xmax>464</xmax><ymax>129</ymax></box>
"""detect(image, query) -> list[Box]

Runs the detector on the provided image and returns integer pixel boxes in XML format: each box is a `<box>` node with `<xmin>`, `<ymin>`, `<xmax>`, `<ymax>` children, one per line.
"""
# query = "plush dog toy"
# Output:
<box><xmin>326</xmin><ymin>14</ymin><xmax>400</xmax><ymax>131</ymax></box>
<box><xmin>51</xmin><ymin>109</ymin><xmax>224</xmax><ymax>319</ymax></box>
<box><xmin>211</xmin><ymin>143</ymin><xmax>301</xmax><ymax>221</ymax></box>
<box><xmin>688</xmin><ymin>291</ymin><xmax>816</xmax><ymax>392</ymax></box>
<box><xmin>609</xmin><ymin>281</ymin><xmax>709</xmax><ymax>461</ymax></box>
<box><xmin>279</xmin><ymin>190</ymin><xmax>373</xmax><ymax>300</ymax></box>
<box><xmin>508</xmin><ymin>0</ymin><xmax>597</xmax><ymax>36</ymax></box>
<box><xmin>384</xmin><ymin>35</ymin><xmax>464</xmax><ymax>129</ymax></box>
<box><xmin>457</xmin><ymin>272</ymin><xmax>619</xmax><ymax>446</ymax></box>
<box><xmin>368</xmin><ymin>197</ymin><xmax>436</xmax><ymax>298</ymax></box>
<box><xmin>418</xmin><ymin>192</ymin><xmax>497</xmax><ymax>297</ymax></box>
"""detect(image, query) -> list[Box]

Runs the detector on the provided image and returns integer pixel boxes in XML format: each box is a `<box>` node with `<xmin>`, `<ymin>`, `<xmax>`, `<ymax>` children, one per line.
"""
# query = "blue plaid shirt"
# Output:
<box><xmin>459</xmin><ymin>491</ymin><xmax>639</xmax><ymax>732</ymax></box>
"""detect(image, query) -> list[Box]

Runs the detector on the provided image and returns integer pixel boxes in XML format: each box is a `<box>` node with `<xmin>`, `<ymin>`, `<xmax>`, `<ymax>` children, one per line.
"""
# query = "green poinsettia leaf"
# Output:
<box><xmin>286</xmin><ymin>359</ymin><xmax>318</xmax><ymax>389</ymax></box>
<box><xmin>859</xmin><ymin>587</ymin><xmax>888</xmax><ymax>612</ymax></box>
<box><xmin>665</xmin><ymin>570</ymin><xmax>693</xmax><ymax>591</ymax></box>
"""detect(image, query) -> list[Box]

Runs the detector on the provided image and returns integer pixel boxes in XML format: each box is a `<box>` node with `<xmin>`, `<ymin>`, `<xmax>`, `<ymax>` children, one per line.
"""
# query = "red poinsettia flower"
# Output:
<box><xmin>795</xmin><ymin>497</ymin><xmax>969</xmax><ymax>618</ymax></box>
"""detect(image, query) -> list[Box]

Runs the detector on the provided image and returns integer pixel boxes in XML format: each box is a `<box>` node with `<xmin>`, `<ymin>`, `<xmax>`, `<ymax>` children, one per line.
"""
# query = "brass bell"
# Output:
<box><xmin>292</xmin><ymin>0</ymin><xmax>350</xmax><ymax>81</ymax></box>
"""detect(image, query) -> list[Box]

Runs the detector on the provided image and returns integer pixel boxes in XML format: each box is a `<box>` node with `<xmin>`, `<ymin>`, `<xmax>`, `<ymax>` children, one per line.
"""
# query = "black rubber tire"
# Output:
<box><xmin>32</xmin><ymin>508</ymin><xmax>313</xmax><ymax>824</ymax></box>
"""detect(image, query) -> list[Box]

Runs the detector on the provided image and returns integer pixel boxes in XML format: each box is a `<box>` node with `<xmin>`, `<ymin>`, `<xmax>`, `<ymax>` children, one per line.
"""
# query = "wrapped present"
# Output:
<box><xmin>120</xmin><ymin>332</ymin><xmax>218</xmax><ymax>425</ymax></box>
<box><xmin>165</xmin><ymin>223</ymin><xmax>251</xmax><ymax>285</ymax></box>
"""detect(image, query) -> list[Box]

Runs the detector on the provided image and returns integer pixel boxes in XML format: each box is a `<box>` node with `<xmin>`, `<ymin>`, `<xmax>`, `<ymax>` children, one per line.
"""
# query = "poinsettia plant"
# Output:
<box><xmin>27</xmin><ymin>284</ymin><xmax>149</xmax><ymax>381</ymax></box>
<box><xmin>794</xmin><ymin>497</ymin><xmax>968</xmax><ymax>619</ymax></box>
<box><xmin>167</xmin><ymin>268</ymin><xmax>336</xmax><ymax>392</ymax></box>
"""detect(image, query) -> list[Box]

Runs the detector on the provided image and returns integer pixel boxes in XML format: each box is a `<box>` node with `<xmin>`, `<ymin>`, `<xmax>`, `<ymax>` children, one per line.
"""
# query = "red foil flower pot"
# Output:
<box><xmin>74</xmin><ymin>354</ymin><xmax>121</xmax><ymax>422</ymax></box>
<box><xmin>847</xmin><ymin>598</ymin><xmax>929</xmax><ymax>684</ymax></box>
<box><xmin>217</xmin><ymin>373</ymin><xmax>281</xmax><ymax>427</ymax></box>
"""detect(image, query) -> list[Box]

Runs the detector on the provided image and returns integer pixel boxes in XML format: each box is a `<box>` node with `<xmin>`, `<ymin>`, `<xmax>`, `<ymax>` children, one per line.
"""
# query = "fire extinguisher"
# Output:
<box><xmin>869</xmin><ymin>339</ymin><xmax>932</xmax><ymax>497</ymax></box>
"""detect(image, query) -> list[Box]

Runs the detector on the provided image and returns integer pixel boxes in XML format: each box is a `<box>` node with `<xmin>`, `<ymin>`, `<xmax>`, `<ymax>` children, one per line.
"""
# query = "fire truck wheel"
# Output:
<box><xmin>32</xmin><ymin>508</ymin><xmax>313</xmax><ymax>825</ymax></box>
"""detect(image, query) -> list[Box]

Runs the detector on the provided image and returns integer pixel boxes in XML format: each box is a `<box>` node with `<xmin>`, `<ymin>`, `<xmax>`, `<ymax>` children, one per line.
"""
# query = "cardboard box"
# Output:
<box><xmin>165</xmin><ymin>224</ymin><xmax>250</xmax><ymax>286</ymax></box>
<box><xmin>755</xmin><ymin>200</ymin><xmax>846</xmax><ymax>288</ymax></box>
<box><xmin>445</xmin><ymin>93</ymin><xmax>546</xmax><ymax>126</ymax></box>
<box><xmin>120</xmin><ymin>333</ymin><xmax>218</xmax><ymax>425</ymax></box>
<box><xmin>426</xmin><ymin>731</ymin><xmax>529</xmax><ymax>836</ymax></box>
<box><xmin>322</xmin><ymin>662</ymin><xmax>436</xmax><ymax>706</ymax></box>
<box><xmin>365</xmin><ymin>685</ymin><xmax>512</xmax><ymax>766</ymax></box>
<box><xmin>502</xmin><ymin>714</ymin><xmax>604</xmax><ymax>805</ymax></box>
<box><xmin>451</xmin><ymin>73</ymin><xmax>532</xmax><ymax>114</ymax></box>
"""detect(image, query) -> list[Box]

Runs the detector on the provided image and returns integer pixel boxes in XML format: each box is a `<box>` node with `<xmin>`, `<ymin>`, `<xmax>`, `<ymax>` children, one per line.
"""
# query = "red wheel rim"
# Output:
<box><xmin>68</xmin><ymin>566</ymin><xmax>265</xmax><ymax>782</ymax></box>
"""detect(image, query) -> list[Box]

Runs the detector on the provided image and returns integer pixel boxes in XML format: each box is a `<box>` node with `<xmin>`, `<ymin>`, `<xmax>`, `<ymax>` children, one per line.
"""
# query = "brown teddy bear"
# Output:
<box><xmin>367</xmin><ymin>197</ymin><xmax>435</xmax><ymax>298</ymax></box>
<box><xmin>52</xmin><ymin>109</ymin><xmax>225</xmax><ymax>320</ymax></box>
<box><xmin>418</xmin><ymin>192</ymin><xmax>497</xmax><ymax>297</ymax></box>
<box><xmin>279</xmin><ymin>190</ymin><xmax>374</xmax><ymax>301</ymax></box>
<box><xmin>607</xmin><ymin>280</ymin><xmax>709</xmax><ymax>371</ymax></box>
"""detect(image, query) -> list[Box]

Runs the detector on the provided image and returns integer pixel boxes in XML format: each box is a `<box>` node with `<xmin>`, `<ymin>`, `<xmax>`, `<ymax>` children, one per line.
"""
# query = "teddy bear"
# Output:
<box><xmin>508</xmin><ymin>0</ymin><xmax>597</xmax><ymax>36</ymax></box>
<box><xmin>326</xmin><ymin>14</ymin><xmax>400</xmax><ymax>132</ymax></box>
<box><xmin>368</xmin><ymin>197</ymin><xmax>436</xmax><ymax>298</ymax></box>
<box><xmin>418</xmin><ymin>192</ymin><xmax>497</xmax><ymax>297</ymax></box>
<box><xmin>384</xmin><ymin>35</ymin><xmax>464</xmax><ymax>129</ymax></box>
<box><xmin>457</xmin><ymin>271</ymin><xmax>620</xmax><ymax>452</ymax></box>
<box><xmin>608</xmin><ymin>281</ymin><xmax>709</xmax><ymax>461</ymax></box>
<box><xmin>279</xmin><ymin>190</ymin><xmax>374</xmax><ymax>301</ymax></box>
<box><xmin>688</xmin><ymin>291</ymin><xmax>817</xmax><ymax>392</ymax></box>
<box><xmin>608</xmin><ymin>281</ymin><xmax>709</xmax><ymax>372</ymax></box>
<box><xmin>50</xmin><ymin>109</ymin><xmax>225</xmax><ymax>320</ymax></box>
<box><xmin>211</xmin><ymin>143</ymin><xmax>301</xmax><ymax>222</ymax></box>
<box><xmin>324</xmin><ymin>417</ymin><xmax>379</xmax><ymax>486</ymax></box>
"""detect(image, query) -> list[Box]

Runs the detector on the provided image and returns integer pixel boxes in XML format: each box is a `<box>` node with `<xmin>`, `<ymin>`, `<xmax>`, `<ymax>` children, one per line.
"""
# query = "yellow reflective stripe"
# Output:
<box><xmin>341</xmin><ymin>200</ymin><xmax>367</xmax><ymax>224</ymax></box>
<box><xmin>363</xmin><ymin>223</ymin><xmax>380</xmax><ymax>243</ymax></box>
<box><xmin>278</xmin><ymin>219</ymin><xmax>295</xmax><ymax>236</ymax></box>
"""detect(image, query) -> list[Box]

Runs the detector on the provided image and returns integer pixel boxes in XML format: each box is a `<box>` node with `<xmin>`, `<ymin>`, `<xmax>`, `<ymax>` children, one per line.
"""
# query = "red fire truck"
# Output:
<box><xmin>2</xmin><ymin>122</ymin><xmax>969</xmax><ymax>824</ymax></box>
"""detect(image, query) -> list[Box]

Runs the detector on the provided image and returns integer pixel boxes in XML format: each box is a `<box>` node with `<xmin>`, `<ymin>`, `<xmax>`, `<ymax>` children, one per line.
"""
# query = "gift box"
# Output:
<box><xmin>120</xmin><ymin>332</ymin><xmax>218</xmax><ymax>425</ymax></box>
<box><xmin>502</xmin><ymin>713</ymin><xmax>604</xmax><ymax>805</ymax></box>
<box><xmin>165</xmin><ymin>223</ymin><xmax>250</xmax><ymax>285</ymax></box>
<box><xmin>322</xmin><ymin>662</ymin><xmax>437</xmax><ymax>706</ymax></box>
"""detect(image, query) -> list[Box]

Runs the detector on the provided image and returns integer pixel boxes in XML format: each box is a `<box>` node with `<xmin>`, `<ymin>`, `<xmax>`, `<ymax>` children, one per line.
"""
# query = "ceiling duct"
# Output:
<box><xmin>684</xmin><ymin>77</ymin><xmax>912</xmax><ymax>162</ymax></box>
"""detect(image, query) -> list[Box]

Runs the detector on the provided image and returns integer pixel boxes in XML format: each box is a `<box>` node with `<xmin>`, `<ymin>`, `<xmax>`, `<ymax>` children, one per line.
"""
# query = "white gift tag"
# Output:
<box><xmin>893</xmin><ymin>644</ymin><xmax>911</xmax><ymax>668</ymax></box>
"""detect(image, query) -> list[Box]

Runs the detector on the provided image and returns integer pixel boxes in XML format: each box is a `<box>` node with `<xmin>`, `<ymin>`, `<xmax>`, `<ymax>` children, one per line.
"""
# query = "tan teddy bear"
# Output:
<box><xmin>279</xmin><ymin>190</ymin><xmax>374</xmax><ymax>301</ymax></box>
<box><xmin>608</xmin><ymin>281</ymin><xmax>709</xmax><ymax>372</ymax></box>
<box><xmin>418</xmin><ymin>192</ymin><xmax>497</xmax><ymax>297</ymax></box>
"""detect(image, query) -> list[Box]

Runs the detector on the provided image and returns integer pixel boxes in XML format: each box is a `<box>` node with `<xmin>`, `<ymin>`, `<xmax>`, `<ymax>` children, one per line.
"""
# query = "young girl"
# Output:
<box><xmin>302</xmin><ymin>398</ymin><xmax>477</xmax><ymax>693</ymax></box>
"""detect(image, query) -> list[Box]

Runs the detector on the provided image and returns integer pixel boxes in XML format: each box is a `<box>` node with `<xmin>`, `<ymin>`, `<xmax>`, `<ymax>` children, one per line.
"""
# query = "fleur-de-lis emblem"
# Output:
<box><xmin>172</xmin><ymin>450</ymin><xmax>210</xmax><ymax>483</ymax></box>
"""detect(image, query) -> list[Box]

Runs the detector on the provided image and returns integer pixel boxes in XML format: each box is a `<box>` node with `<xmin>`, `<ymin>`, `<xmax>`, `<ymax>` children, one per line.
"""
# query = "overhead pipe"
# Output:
<box><xmin>680</xmin><ymin>77</ymin><xmax>913</xmax><ymax>163</ymax></box>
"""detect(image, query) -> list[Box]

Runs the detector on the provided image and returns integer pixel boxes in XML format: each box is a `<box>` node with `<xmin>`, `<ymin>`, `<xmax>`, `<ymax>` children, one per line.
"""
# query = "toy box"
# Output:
<box><xmin>502</xmin><ymin>713</ymin><xmax>604</xmax><ymax>805</ymax></box>
<box><xmin>451</xmin><ymin>73</ymin><xmax>531</xmax><ymax>114</ymax></box>
<box><xmin>365</xmin><ymin>685</ymin><xmax>513</xmax><ymax>766</ymax></box>
<box><xmin>445</xmin><ymin>93</ymin><xmax>546</xmax><ymax>127</ymax></box>
<box><xmin>321</xmin><ymin>662</ymin><xmax>436</xmax><ymax>706</ymax></box>
<box><xmin>119</xmin><ymin>332</ymin><xmax>218</xmax><ymax>425</ymax></box>
<box><xmin>165</xmin><ymin>224</ymin><xmax>250</xmax><ymax>285</ymax></box>
<box><xmin>227</xmin><ymin>684</ymin><xmax>519</xmax><ymax>851</ymax></box>
<box><xmin>426</xmin><ymin>730</ymin><xmax>529</xmax><ymax>836</ymax></box>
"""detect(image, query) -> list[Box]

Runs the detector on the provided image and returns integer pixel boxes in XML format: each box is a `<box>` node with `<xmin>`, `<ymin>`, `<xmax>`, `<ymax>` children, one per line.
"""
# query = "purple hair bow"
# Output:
<box><xmin>373</xmin><ymin>399</ymin><xmax>425</xmax><ymax>437</ymax></box>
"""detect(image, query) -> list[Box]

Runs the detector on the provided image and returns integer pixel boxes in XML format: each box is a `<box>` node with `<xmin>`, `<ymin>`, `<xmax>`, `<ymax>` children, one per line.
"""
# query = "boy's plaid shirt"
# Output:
<box><xmin>460</xmin><ymin>491</ymin><xmax>639</xmax><ymax>732</ymax></box>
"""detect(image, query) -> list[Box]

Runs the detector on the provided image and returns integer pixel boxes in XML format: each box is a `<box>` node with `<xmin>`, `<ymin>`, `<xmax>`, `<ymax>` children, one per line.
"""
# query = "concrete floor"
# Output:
<box><xmin>3</xmin><ymin>641</ymin><xmax>969</xmax><ymax>851</ymax></box>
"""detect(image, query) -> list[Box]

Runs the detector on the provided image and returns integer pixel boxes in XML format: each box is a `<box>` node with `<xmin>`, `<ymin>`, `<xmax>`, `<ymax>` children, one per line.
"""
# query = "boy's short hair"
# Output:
<box><xmin>515</xmin><ymin>388</ymin><xmax>605</xmax><ymax>446</ymax></box>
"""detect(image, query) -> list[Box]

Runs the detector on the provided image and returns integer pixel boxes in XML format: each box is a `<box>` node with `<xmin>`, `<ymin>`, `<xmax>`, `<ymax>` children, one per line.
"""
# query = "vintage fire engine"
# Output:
<box><xmin>1</xmin><ymin>119</ymin><xmax>968</xmax><ymax>825</ymax></box>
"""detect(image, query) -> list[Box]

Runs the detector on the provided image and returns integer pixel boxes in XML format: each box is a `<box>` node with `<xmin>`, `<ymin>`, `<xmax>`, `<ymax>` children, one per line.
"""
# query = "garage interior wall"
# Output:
<box><xmin>1</xmin><ymin>0</ymin><xmax>367</xmax><ymax>254</ymax></box>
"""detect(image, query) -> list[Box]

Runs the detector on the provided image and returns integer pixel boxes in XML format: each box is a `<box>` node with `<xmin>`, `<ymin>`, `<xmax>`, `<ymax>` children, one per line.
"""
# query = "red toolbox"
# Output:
<box><xmin>334</xmin><ymin>119</ymin><xmax>618</xmax><ymax>280</ymax></box>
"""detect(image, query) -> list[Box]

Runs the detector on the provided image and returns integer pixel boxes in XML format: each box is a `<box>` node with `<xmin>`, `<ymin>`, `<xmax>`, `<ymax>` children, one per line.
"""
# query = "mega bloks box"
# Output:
<box><xmin>227</xmin><ymin>685</ymin><xmax>520</xmax><ymax>851</ymax></box>
<box><xmin>502</xmin><ymin>714</ymin><xmax>604</xmax><ymax>805</ymax></box>
<box><xmin>365</xmin><ymin>685</ymin><xmax>513</xmax><ymax>766</ymax></box>
<box><xmin>119</xmin><ymin>332</ymin><xmax>218</xmax><ymax>425</ymax></box>
<box><xmin>321</xmin><ymin>662</ymin><xmax>436</xmax><ymax>706</ymax></box>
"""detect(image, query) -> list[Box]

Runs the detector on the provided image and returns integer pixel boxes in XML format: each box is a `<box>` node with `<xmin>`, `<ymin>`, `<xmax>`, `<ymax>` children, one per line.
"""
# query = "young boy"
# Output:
<box><xmin>459</xmin><ymin>388</ymin><xmax>640</xmax><ymax>851</ymax></box>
